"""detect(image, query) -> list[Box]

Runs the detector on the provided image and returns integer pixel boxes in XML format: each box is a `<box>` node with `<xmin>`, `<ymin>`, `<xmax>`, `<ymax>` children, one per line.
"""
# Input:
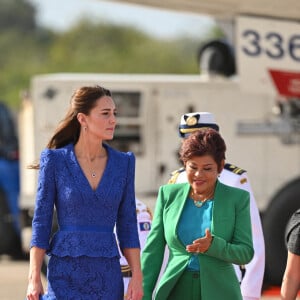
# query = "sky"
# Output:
<box><xmin>28</xmin><ymin>0</ymin><xmax>215</xmax><ymax>39</ymax></box>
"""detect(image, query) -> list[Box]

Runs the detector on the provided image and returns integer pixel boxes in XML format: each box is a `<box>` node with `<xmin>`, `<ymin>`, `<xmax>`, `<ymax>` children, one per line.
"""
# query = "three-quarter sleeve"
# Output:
<box><xmin>30</xmin><ymin>149</ymin><xmax>56</xmax><ymax>250</ymax></box>
<box><xmin>116</xmin><ymin>152</ymin><xmax>140</xmax><ymax>250</ymax></box>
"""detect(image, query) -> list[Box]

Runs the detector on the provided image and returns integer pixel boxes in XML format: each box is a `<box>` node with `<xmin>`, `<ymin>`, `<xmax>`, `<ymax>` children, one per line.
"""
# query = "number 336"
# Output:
<box><xmin>241</xmin><ymin>29</ymin><xmax>300</xmax><ymax>62</ymax></box>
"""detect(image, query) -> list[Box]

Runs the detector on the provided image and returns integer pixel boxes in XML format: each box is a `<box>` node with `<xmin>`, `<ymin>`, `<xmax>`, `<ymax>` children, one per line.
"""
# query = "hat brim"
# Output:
<box><xmin>179</xmin><ymin>123</ymin><xmax>219</xmax><ymax>137</ymax></box>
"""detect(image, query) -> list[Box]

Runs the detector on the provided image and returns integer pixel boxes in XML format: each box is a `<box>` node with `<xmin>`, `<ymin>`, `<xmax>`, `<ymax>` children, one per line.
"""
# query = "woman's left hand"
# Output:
<box><xmin>186</xmin><ymin>228</ymin><xmax>213</xmax><ymax>254</ymax></box>
<box><xmin>126</xmin><ymin>273</ymin><xmax>144</xmax><ymax>300</ymax></box>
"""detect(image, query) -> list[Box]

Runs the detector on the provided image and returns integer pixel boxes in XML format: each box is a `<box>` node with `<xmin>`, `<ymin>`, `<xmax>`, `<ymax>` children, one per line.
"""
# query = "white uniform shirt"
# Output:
<box><xmin>119</xmin><ymin>198</ymin><xmax>152</xmax><ymax>297</ymax></box>
<box><xmin>173</xmin><ymin>164</ymin><xmax>265</xmax><ymax>300</ymax></box>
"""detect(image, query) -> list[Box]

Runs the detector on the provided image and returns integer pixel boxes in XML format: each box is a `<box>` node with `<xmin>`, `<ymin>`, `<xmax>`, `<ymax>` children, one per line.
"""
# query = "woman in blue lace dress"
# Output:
<box><xmin>26</xmin><ymin>86</ymin><xmax>143</xmax><ymax>300</ymax></box>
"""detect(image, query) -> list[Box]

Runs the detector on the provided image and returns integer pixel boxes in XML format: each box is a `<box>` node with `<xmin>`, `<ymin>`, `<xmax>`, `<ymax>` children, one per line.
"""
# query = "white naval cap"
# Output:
<box><xmin>178</xmin><ymin>112</ymin><xmax>219</xmax><ymax>138</ymax></box>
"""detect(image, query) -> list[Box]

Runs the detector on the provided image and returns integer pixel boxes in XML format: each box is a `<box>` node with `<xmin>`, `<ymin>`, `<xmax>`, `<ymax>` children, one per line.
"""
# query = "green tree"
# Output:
<box><xmin>47</xmin><ymin>20</ymin><xmax>199</xmax><ymax>74</ymax></box>
<box><xmin>0</xmin><ymin>2</ymin><xmax>220</xmax><ymax>109</ymax></box>
<box><xmin>0</xmin><ymin>0</ymin><xmax>37</xmax><ymax>32</ymax></box>
<box><xmin>0</xmin><ymin>28</ymin><xmax>55</xmax><ymax>108</ymax></box>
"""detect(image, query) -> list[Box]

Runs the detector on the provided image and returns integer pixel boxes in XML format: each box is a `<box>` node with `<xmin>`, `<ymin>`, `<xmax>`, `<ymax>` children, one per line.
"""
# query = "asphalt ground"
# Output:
<box><xmin>1</xmin><ymin>255</ymin><xmax>299</xmax><ymax>300</ymax></box>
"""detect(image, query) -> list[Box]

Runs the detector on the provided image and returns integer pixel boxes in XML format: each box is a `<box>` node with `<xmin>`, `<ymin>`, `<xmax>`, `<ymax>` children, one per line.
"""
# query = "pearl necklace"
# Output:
<box><xmin>191</xmin><ymin>190</ymin><xmax>214</xmax><ymax>208</ymax></box>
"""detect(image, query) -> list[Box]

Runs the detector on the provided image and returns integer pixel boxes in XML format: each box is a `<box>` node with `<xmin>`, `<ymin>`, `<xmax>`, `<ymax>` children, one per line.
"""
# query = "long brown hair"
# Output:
<box><xmin>29</xmin><ymin>85</ymin><xmax>112</xmax><ymax>169</ymax></box>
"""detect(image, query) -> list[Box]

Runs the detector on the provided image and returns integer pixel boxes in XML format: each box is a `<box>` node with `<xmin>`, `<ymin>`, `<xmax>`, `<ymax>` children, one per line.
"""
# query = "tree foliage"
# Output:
<box><xmin>0</xmin><ymin>0</ymin><xmax>37</xmax><ymax>32</ymax></box>
<box><xmin>48</xmin><ymin>21</ymin><xmax>200</xmax><ymax>74</ymax></box>
<box><xmin>0</xmin><ymin>0</ymin><xmax>221</xmax><ymax>109</ymax></box>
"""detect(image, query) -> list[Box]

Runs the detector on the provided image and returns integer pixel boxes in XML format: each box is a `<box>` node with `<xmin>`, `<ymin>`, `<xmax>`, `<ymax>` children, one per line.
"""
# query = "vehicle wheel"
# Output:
<box><xmin>197</xmin><ymin>39</ymin><xmax>236</xmax><ymax>77</ymax></box>
<box><xmin>262</xmin><ymin>178</ymin><xmax>300</xmax><ymax>285</ymax></box>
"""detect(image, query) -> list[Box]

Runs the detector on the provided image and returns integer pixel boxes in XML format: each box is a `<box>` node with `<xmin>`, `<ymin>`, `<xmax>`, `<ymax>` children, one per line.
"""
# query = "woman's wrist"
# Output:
<box><xmin>131</xmin><ymin>269</ymin><xmax>143</xmax><ymax>279</ymax></box>
<box><xmin>28</xmin><ymin>269</ymin><xmax>41</xmax><ymax>281</ymax></box>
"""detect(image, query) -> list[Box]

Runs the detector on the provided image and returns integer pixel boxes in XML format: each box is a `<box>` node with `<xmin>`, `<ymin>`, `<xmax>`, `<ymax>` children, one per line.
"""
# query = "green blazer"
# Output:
<box><xmin>141</xmin><ymin>180</ymin><xmax>254</xmax><ymax>300</ymax></box>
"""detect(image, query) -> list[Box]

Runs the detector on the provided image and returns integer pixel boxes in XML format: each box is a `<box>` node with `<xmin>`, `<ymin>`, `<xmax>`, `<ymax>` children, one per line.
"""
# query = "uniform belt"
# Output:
<box><xmin>122</xmin><ymin>270</ymin><xmax>132</xmax><ymax>277</ymax></box>
<box><xmin>121</xmin><ymin>265</ymin><xmax>132</xmax><ymax>277</ymax></box>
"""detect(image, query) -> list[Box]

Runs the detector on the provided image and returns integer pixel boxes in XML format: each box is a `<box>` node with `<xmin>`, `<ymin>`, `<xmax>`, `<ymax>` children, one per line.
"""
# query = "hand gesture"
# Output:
<box><xmin>186</xmin><ymin>228</ymin><xmax>213</xmax><ymax>254</ymax></box>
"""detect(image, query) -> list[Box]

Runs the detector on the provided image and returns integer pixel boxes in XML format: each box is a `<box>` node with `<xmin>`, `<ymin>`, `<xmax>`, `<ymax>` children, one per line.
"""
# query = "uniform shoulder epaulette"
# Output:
<box><xmin>224</xmin><ymin>163</ymin><xmax>246</xmax><ymax>175</ymax></box>
<box><xmin>168</xmin><ymin>167</ymin><xmax>185</xmax><ymax>184</ymax></box>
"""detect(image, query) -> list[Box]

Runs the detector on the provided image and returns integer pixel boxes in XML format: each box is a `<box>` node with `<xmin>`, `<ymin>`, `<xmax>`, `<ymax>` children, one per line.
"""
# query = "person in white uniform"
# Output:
<box><xmin>168</xmin><ymin>112</ymin><xmax>265</xmax><ymax>300</ymax></box>
<box><xmin>119</xmin><ymin>198</ymin><xmax>152</xmax><ymax>298</ymax></box>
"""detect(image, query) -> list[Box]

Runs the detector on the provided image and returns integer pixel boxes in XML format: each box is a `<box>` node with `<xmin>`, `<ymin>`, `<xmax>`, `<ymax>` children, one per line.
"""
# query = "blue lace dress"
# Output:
<box><xmin>30</xmin><ymin>143</ymin><xmax>140</xmax><ymax>300</ymax></box>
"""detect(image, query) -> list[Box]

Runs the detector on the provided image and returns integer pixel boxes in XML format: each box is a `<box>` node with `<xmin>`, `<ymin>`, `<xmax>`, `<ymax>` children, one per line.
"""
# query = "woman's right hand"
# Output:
<box><xmin>26</xmin><ymin>277</ymin><xmax>44</xmax><ymax>300</ymax></box>
<box><xmin>27</xmin><ymin>247</ymin><xmax>46</xmax><ymax>299</ymax></box>
<box><xmin>186</xmin><ymin>228</ymin><xmax>213</xmax><ymax>254</ymax></box>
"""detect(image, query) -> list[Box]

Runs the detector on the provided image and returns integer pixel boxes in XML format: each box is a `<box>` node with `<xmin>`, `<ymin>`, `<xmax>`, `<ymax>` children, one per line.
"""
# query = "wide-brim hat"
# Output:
<box><xmin>178</xmin><ymin>112</ymin><xmax>219</xmax><ymax>138</ymax></box>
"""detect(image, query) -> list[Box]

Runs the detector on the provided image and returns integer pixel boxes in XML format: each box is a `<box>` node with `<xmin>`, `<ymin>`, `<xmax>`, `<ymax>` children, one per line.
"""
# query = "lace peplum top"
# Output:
<box><xmin>30</xmin><ymin>143</ymin><xmax>140</xmax><ymax>258</ymax></box>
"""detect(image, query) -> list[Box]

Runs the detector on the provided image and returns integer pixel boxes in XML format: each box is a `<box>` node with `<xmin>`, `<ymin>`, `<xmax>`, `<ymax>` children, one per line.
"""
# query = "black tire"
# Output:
<box><xmin>262</xmin><ymin>178</ymin><xmax>300</xmax><ymax>285</ymax></box>
<box><xmin>197</xmin><ymin>39</ymin><xmax>236</xmax><ymax>77</ymax></box>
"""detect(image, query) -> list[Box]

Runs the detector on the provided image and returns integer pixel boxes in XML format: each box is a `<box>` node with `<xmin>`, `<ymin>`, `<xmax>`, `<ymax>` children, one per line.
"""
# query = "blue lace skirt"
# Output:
<box><xmin>41</xmin><ymin>255</ymin><xmax>123</xmax><ymax>300</ymax></box>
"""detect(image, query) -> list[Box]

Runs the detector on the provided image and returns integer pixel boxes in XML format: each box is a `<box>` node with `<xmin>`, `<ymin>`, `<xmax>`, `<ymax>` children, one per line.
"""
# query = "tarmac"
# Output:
<box><xmin>1</xmin><ymin>255</ymin><xmax>299</xmax><ymax>300</ymax></box>
<box><xmin>1</xmin><ymin>256</ymin><xmax>28</xmax><ymax>300</ymax></box>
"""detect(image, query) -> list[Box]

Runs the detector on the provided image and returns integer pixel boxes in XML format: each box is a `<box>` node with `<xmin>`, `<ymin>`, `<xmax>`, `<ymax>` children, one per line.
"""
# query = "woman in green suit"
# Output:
<box><xmin>141</xmin><ymin>128</ymin><xmax>254</xmax><ymax>300</ymax></box>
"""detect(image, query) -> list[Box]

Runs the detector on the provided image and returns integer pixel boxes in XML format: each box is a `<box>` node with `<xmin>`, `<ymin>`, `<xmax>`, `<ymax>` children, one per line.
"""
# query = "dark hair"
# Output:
<box><xmin>29</xmin><ymin>85</ymin><xmax>112</xmax><ymax>169</ymax></box>
<box><xmin>179</xmin><ymin>128</ymin><xmax>226</xmax><ymax>171</ymax></box>
<box><xmin>47</xmin><ymin>85</ymin><xmax>112</xmax><ymax>149</ymax></box>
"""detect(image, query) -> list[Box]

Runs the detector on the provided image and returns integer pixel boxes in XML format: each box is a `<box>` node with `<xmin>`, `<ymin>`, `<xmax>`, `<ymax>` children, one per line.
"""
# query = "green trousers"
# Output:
<box><xmin>167</xmin><ymin>270</ymin><xmax>201</xmax><ymax>300</ymax></box>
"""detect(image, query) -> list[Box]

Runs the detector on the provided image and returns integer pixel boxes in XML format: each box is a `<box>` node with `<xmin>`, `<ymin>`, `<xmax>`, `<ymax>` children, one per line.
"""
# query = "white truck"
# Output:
<box><xmin>17</xmin><ymin>4</ymin><xmax>300</xmax><ymax>286</ymax></box>
<box><xmin>19</xmin><ymin>66</ymin><xmax>299</xmax><ymax>285</ymax></box>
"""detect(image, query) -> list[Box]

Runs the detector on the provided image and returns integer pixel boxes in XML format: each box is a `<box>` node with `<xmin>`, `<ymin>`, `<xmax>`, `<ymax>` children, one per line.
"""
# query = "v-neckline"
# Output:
<box><xmin>72</xmin><ymin>143</ymin><xmax>110</xmax><ymax>192</ymax></box>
